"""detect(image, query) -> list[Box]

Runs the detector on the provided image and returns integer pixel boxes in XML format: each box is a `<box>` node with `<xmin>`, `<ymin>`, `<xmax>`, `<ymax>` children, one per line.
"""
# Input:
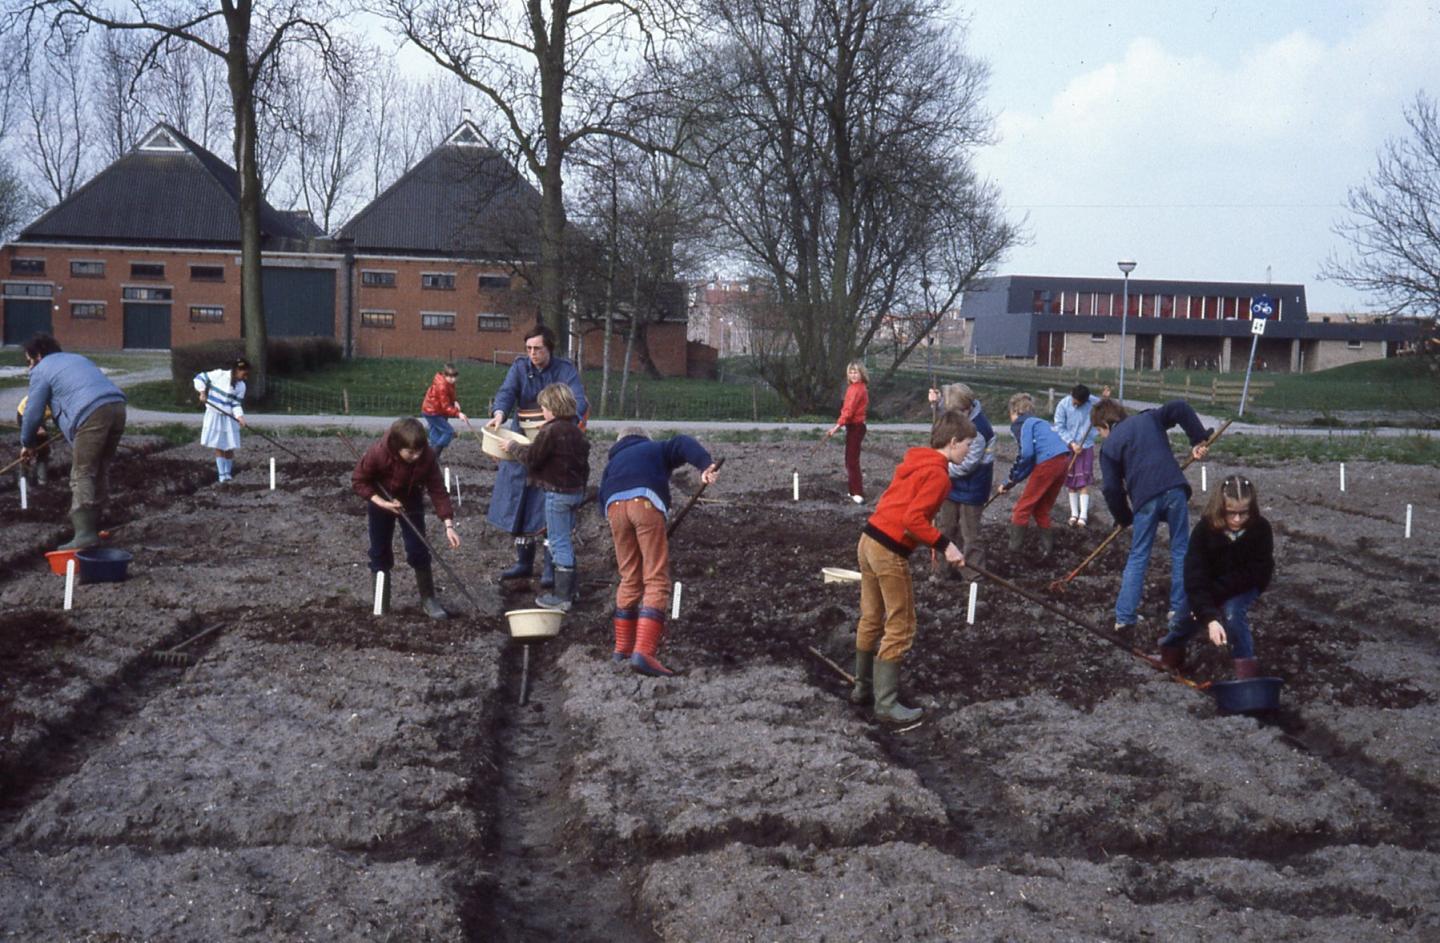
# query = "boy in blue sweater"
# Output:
<box><xmin>598</xmin><ymin>428</ymin><xmax>720</xmax><ymax>676</ymax></box>
<box><xmin>1092</xmin><ymin>399</ymin><xmax>1210</xmax><ymax>647</ymax></box>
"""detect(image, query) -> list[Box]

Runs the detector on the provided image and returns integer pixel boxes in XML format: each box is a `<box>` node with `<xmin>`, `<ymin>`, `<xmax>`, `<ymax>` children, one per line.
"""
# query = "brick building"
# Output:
<box><xmin>962</xmin><ymin>274</ymin><xmax>1416</xmax><ymax>373</ymax></box>
<box><xmin>2</xmin><ymin>122</ymin><xmax>700</xmax><ymax>377</ymax></box>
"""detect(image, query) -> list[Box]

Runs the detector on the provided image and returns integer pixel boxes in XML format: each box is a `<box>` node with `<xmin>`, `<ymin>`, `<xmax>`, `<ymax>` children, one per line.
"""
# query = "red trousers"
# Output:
<box><xmin>844</xmin><ymin>422</ymin><xmax>866</xmax><ymax>496</ymax></box>
<box><xmin>1010</xmin><ymin>453</ymin><xmax>1069</xmax><ymax>528</ymax></box>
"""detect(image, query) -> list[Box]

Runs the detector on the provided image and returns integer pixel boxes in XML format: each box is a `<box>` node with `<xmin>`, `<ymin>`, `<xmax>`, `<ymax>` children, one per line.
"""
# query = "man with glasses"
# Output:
<box><xmin>1090</xmin><ymin>398</ymin><xmax>1210</xmax><ymax>656</ymax></box>
<box><xmin>485</xmin><ymin>324</ymin><xmax>589</xmax><ymax>583</ymax></box>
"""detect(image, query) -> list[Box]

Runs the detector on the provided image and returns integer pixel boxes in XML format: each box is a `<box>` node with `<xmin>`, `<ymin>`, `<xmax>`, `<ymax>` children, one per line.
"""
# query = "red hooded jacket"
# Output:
<box><xmin>421</xmin><ymin>372</ymin><xmax>461</xmax><ymax>418</ymax></box>
<box><xmin>862</xmin><ymin>447</ymin><xmax>952</xmax><ymax>557</ymax></box>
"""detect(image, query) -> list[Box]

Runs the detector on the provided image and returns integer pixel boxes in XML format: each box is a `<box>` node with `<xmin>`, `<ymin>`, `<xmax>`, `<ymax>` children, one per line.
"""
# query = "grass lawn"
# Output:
<box><xmin>0</xmin><ymin>349</ymin><xmax>170</xmax><ymax>390</ymax></box>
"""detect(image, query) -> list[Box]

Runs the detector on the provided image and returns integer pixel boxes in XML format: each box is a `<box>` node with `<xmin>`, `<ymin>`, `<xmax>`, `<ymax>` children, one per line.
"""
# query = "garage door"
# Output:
<box><xmin>123</xmin><ymin>303</ymin><xmax>172</xmax><ymax>349</ymax></box>
<box><xmin>3</xmin><ymin>298</ymin><xmax>54</xmax><ymax>346</ymax></box>
<box><xmin>263</xmin><ymin>267</ymin><xmax>335</xmax><ymax>337</ymax></box>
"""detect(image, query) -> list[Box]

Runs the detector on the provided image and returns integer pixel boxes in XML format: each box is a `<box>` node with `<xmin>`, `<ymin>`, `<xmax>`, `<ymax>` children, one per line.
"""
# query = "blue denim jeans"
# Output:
<box><xmin>1115</xmin><ymin>486</ymin><xmax>1190</xmax><ymax>627</ymax></box>
<box><xmin>424</xmin><ymin>415</ymin><xmax>456</xmax><ymax>454</ymax></box>
<box><xmin>544</xmin><ymin>489</ymin><xmax>586</xmax><ymax>567</ymax></box>
<box><xmin>1162</xmin><ymin>587</ymin><xmax>1259</xmax><ymax>657</ymax></box>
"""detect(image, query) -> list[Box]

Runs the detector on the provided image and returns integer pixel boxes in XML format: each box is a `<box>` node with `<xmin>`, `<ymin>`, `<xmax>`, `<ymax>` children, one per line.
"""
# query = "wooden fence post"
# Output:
<box><xmin>752</xmin><ymin>382</ymin><xmax>758</xmax><ymax>421</ymax></box>
<box><xmin>343</xmin><ymin>388</ymin><xmax>350</xmax><ymax>415</ymax></box>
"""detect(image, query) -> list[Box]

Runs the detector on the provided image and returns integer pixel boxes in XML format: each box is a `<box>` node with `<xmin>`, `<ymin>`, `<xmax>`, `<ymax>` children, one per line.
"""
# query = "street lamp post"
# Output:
<box><xmin>1117</xmin><ymin>259</ymin><xmax>1136</xmax><ymax>402</ymax></box>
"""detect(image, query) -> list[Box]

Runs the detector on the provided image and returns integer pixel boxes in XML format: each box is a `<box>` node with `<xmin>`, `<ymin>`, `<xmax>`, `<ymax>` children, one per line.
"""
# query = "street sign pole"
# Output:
<box><xmin>1239</xmin><ymin>295</ymin><xmax>1273</xmax><ymax>417</ymax></box>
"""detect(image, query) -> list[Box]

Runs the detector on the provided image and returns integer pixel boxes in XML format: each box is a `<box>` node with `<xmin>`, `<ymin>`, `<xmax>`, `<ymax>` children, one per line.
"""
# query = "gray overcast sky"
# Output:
<box><xmin>963</xmin><ymin>0</ymin><xmax>1440</xmax><ymax>312</ymax></box>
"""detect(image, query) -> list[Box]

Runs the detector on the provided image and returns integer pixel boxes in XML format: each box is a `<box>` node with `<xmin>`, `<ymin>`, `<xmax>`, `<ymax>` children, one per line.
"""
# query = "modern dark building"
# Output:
<box><xmin>962</xmin><ymin>275</ymin><xmax>1414</xmax><ymax>373</ymax></box>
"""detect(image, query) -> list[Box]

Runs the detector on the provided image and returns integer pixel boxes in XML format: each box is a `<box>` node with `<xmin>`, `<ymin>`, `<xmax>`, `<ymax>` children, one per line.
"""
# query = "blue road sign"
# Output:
<box><xmin>1250</xmin><ymin>295</ymin><xmax>1274</xmax><ymax>319</ymax></box>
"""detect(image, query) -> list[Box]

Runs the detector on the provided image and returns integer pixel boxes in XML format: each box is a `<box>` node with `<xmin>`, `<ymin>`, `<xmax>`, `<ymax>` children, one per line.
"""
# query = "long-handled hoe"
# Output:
<box><xmin>1046</xmin><ymin>418</ymin><xmax>1233</xmax><ymax>595</ymax></box>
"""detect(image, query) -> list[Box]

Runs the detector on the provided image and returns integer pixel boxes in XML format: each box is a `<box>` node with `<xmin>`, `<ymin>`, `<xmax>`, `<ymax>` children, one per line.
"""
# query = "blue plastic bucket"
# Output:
<box><xmin>1211</xmin><ymin>677</ymin><xmax>1283</xmax><ymax>714</ymax></box>
<box><xmin>75</xmin><ymin>547</ymin><xmax>133</xmax><ymax>584</ymax></box>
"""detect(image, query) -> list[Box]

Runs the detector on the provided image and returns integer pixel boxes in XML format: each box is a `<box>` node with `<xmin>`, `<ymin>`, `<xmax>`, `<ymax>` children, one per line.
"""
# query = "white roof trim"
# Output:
<box><xmin>138</xmin><ymin>127</ymin><xmax>186</xmax><ymax>153</ymax></box>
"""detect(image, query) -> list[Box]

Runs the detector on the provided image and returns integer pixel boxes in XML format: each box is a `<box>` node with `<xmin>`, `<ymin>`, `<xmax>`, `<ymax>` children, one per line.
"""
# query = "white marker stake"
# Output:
<box><xmin>793</xmin><ymin>471</ymin><xmax>800</xmax><ymax>502</ymax></box>
<box><xmin>672</xmin><ymin>581</ymin><xmax>683</xmax><ymax>620</ymax></box>
<box><xmin>444</xmin><ymin>466</ymin><xmax>452</xmax><ymax>492</ymax></box>
<box><xmin>1340</xmin><ymin>462</ymin><xmax>1346</xmax><ymax>492</ymax></box>
<box><xmin>1406</xmin><ymin>504</ymin><xmax>1413</xmax><ymax>539</ymax></box>
<box><xmin>19</xmin><ymin>475</ymin><xmax>27</xmax><ymax>510</ymax></box>
<box><xmin>1200</xmin><ymin>465</ymin><xmax>1207</xmax><ymax>493</ymax></box>
<box><xmin>64</xmin><ymin>558</ymin><xmax>76</xmax><ymax>611</ymax></box>
<box><xmin>269</xmin><ymin>457</ymin><xmax>276</xmax><ymax>491</ymax></box>
<box><xmin>373</xmin><ymin>571</ymin><xmax>385</xmax><ymax>616</ymax></box>
<box><xmin>966</xmin><ymin>581</ymin><xmax>978</xmax><ymax>625</ymax></box>
<box><xmin>455</xmin><ymin>473</ymin><xmax>462</xmax><ymax>508</ymax></box>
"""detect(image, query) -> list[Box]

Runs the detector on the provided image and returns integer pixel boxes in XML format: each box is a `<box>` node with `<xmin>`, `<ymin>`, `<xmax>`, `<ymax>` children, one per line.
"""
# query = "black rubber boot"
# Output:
<box><xmin>1233</xmin><ymin>657</ymin><xmax>1260</xmax><ymax>679</ymax></box>
<box><xmin>1142</xmin><ymin>645</ymin><xmax>1185</xmax><ymax>672</ymax></box>
<box><xmin>535</xmin><ymin>565</ymin><xmax>576</xmax><ymax>612</ymax></box>
<box><xmin>540</xmin><ymin>546</ymin><xmax>555</xmax><ymax>588</ymax></box>
<box><xmin>1038</xmin><ymin>527</ymin><xmax>1055</xmax><ymax>559</ymax></box>
<box><xmin>872</xmin><ymin>659</ymin><xmax>922</xmax><ymax>724</ymax></box>
<box><xmin>850</xmin><ymin>650</ymin><xmax>875</xmax><ymax>705</ymax></box>
<box><xmin>499</xmin><ymin>539</ymin><xmax>536</xmax><ymax>581</ymax></box>
<box><xmin>1006</xmin><ymin>524</ymin><xmax>1025</xmax><ymax>553</ymax></box>
<box><xmin>415</xmin><ymin>567</ymin><xmax>448</xmax><ymax>619</ymax></box>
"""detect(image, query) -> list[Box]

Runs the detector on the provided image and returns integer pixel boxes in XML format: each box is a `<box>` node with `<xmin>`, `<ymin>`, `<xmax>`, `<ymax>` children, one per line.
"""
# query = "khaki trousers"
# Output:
<box><xmin>936</xmin><ymin>499</ymin><xmax>985</xmax><ymax>576</ymax></box>
<box><xmin>607</xmin><ymin>497</ymin><xmax>671</xmax><ymax>613</ymax></box>
<box><xmin>69</xmin><ymin>402</ymin><xmax>126</xmax><ymax>514</ymax></box>
<box><xmin>856</xmin><ymin>533</ymin><xmax>917</xmax><ymax>662</ymax></box>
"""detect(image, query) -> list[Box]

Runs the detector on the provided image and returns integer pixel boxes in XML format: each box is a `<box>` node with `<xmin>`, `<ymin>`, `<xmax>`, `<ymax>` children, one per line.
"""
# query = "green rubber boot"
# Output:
<box><xmin>58</xmin><ymin>509</ymin><xmax>102</xmax><ymax>551</ymax></box>
<box><xmin>415</xmin><ymin>567</ymin><xmax>449</xmax><ymax>620</ymax></box>
<box><xmin>850</xmin><ymin>650</ymin><xmax>875</xmax><ymax>705</ymax></box>
<box><xmin>1007</xmin><ymin>523</ymin><xmax>1025</xmax><ymax>553</ymax></box>
<box><xmin>873</xmin><ymin>658</ymin><xmax>922</xmax><ymax>724</ymax></box>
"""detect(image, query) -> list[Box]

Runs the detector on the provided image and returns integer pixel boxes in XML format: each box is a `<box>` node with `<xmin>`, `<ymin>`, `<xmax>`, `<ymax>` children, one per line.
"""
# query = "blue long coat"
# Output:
<box><xmin>485</xmin><ymin>355</ymin><xmax>588</xmax><ymax>534</ymax></box>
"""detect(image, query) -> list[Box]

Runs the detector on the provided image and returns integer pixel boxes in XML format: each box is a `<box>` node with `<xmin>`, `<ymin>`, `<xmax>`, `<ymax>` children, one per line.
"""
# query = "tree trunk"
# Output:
<box><xmin>227</xmin><ymin>33</ymin><xmax>269</xmax><ymax>397</ymax></box>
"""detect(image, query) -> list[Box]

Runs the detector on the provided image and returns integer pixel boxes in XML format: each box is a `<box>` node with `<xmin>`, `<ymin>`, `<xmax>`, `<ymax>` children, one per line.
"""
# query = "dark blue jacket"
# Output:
<box><xmin>947</xmin><ymin>404</ymin><xmax>995</xmax><ymax>505</ymax></box>
<box><xmin>1099</xmin><ymin>400</ymin><xmax>1210</xmax><ymax>527</ymax></box>
<box><xmin>599</xmin><ymin>434</ymin><xmax>713</xmax><ymax>513</ymax></box>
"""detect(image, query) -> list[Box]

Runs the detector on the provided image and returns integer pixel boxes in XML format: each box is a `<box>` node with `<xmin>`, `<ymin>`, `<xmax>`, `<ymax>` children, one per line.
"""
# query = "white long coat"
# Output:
<box><xmin>194</xmin><ymin>368</ymin><xmax>246</xmax><ymax>451</ymax></box>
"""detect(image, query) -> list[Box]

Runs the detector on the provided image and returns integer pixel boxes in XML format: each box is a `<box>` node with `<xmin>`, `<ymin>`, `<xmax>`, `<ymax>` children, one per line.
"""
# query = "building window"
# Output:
<box><xmin>1223</xmin><ymin>297</ymin><xmax>1239</xmax><ymax>319</ymax></box>
<box><xmin>190</xmin><ymin>264</ymin><xmax>225</xmax><ymax>282</ymax></box>
<box><xmin>1061</xmin><ymin>292</ymin><xmax>1076</xmax><ymax>315</ymax></box>
<box><xmin>130</xmin><ymin>262</ymin><xmax>165</xmax><ymax>279</ymax></box>
<box><xmin>70</xmin><ymin>260</ymin><xmax>105</xmax><ymax>278</ymax></box>
<box><xmin>122</xmin><ymin>286</ymin><xmax>173</xmax><ymax>301</ymax></box>
<box><xmin>422</xmin><ymin>272</ymin><xmax>456</xmax><ymax>290</ymax></box>
<box><xmin>1159</xmin><ymin>295</ymin><xmax>1175</xmax><ymax>318</ymax></box>
<box><xmin>360</xmin><ymin>310</ymin><xmax>396</xmax><ymax>329</ymax></box>
<box><xmin>1347</xmin><ymin>339</ymin><xmax>1363</xmax><ymax>350</ymax></box>
<box><xmin>10</xmin><ymin>258</ymin><xmax>44</xmax><ymax>275</ymax></box>
<box><xmin>421</xmin><ymin>312</ymin><xmax>456</xmax><ymax>331</ymax></box>
<box><xmin>1090</xmin><ymin>333</ymin><xmax>1107</xmax><ymax>342</ymax></box>
<box><xmin>477</xmin><ymin>313</ymin><xmax>511</xmax><ymax>332</ymax></box>
<box><xmin>70</xmin><ymin>302</ymin><xmax>105</xmax><ymax>320</ymax></box>
<box><xmin>1206</xmin><ymin>296</ymin><xmax>1222</xmax><ymax>320</ymax></box>
<box><xmin>189</xmin><ymin>305</ymin><xmax>224</xmax><ymax>323</ymax></box>
<box><xmin>361</xmin><ymin>270</ymin><xmax>396</xmax><ymax>288</ymax></box>
<box><xmin>3</xmin><ymin>282</ymin><xmax>54</xmax><ymax>298</ymax></box>
<box><xmin>478</xmin><ymin>274</ymin><xmax>511</xmax><ymax>290</ymax></box>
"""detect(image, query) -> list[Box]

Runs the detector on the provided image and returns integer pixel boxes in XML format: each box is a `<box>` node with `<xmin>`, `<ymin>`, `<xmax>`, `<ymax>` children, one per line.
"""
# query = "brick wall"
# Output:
<box><xmin>575</xmin><ymin>321</ymin><xmax>689</xmax><ymax>377</ymax></box>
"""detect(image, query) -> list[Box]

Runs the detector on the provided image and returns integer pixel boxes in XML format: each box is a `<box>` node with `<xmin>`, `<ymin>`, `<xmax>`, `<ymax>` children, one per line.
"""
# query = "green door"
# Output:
<box><xmin>123</xmin><ymin>303</ymin><xmax>172</xmax><ymax>349</ymax></box>
<box><xmin>262</xmin><ymin>267</ymin><xmax>335</xmax><ymax>337</ymax></box>
<box><xmin>3</xmin><ymin>298</ymin><xmax>53</xmax><ymax>345</ymax></box>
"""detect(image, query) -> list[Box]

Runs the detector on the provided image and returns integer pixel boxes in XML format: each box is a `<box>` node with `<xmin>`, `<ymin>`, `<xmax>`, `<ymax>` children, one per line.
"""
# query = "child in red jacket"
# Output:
<box><xmin>852</xmin><ymin>409</ymin><xmax>975</xmax><ymax>723</ymax></box>
<box><xmin>420</xmin><ymin>362</ymin><xmax>466</xmax><ymax>458</ymax></box>
<box><xmin>826</xmin><ymin>360</ymin><xmax>870</xmax><ymax>503</ymax></box>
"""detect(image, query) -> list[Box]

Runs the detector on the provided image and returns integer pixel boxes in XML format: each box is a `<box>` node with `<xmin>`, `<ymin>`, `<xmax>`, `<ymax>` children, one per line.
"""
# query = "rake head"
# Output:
<box><xmin>152</xmin><ymin>650</ymin><xmax>192</xmax><ymax>667</ymax></box>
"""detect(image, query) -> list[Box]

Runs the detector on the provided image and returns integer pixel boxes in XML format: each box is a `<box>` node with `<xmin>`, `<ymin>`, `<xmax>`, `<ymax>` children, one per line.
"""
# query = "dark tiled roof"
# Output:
<box><xmin>339</xmin><ymin>132</ymin><xmax>541</xmax><ymax>260</ymax></box>
<box><xmin>19</xmin><ymin>124</ymin><xmax>313</xmax><ymax>247</ymax></box>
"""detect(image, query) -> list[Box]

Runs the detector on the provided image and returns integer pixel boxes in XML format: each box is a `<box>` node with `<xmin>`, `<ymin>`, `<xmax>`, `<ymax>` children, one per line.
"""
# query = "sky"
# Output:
<box><xmin>961</xmin><ymin>0</ymin><xmax>1440</xmax><ymax>313</ymax></box>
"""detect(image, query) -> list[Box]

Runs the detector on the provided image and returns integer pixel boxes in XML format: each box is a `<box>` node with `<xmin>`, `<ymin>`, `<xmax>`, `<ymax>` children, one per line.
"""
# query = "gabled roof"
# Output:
<box><xmin>338</xmin><ymin>121</ymin><xmax>541</xmax><ymax>260</ymax></box>
<box><xmin>18</xmin><ymin>124</ymin><xmax>316</xmax><ymax>248</ymax></box>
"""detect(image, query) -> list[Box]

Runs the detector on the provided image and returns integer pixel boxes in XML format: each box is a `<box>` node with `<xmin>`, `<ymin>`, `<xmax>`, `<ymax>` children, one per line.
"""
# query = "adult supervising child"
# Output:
<box><xmin>193</xmin><ymin>358</ymin><xmax>249</xmax><ymax>483</ymax></box>
<box><xmin>501</xmin><ymin>383</ymin><xmax>591</xmax><ymax>612</ymax></box>
<box><xmin>826</xmin><ymin>360</ymin><xmax>869</xmax><ymax>503</ymax></box>
<box><xmin>996</xmin><ymin>392</ymin><xmax>1069</xmax><ymax>558</ymax></box>
<box><xmin>1165</xmin><ymin>475</ymin><xmax>1275</xmax><ymax>677</ymax></box>
<box><xmin>851</xmin><ymin>409</ymin><xmax>974</xmax><ymax>724</ymax></box>
<box><xmin>1091</xmin><ymin>398</ymin><xmax>1211</xmax><ymax>640</ymax></box>
<box><xmin>420</xmin><ymin>362</ymin><xmax>466</xmax><ymax>459</ymax></box>
<box><xmin>352</xmin><ymin>417</ymin><xmax>460</xmax><ymax>620</ymax></box>
<box><xmin>598</xmin><ymin>428</ymin><xmax>720</xmax><ymax>677</ymax></box>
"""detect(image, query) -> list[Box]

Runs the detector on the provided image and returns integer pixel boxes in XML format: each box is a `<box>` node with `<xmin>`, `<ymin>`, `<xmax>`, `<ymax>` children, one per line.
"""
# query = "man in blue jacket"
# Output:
<box><xmin>1092</xmin><ymin>399</ymin><xmax>1210</xmax><ymax>656</ymax></box>
<box><xmin>18</xmin><ymin>333</ymin><xmax>127</xmax><ymax>549</ymax></box>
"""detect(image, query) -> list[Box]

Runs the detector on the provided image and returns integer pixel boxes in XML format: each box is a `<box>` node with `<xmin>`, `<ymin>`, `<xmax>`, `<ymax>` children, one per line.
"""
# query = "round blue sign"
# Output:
<box><xmin>1250</xmin><ymin>295</ymin><xmax>1274</xmax><ymax>319</ymax></box>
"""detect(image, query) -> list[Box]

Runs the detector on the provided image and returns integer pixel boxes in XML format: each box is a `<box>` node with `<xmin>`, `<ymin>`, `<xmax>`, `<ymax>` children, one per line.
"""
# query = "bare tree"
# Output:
<box><xmin>688</xmin><ymin>0</ymin><xmax>1017</xmax><ymax>412</ymax></box>
<box><xmin>19</xmin><ymin>27</ymin><xmax>91</xmax><ymax>203</ymax></box>
<box><xmin>274</xmin><ymin>50</ymin><xmax>368</xmax><ymax>232</ymax></box>
<box><xmin>1324</xmin><ymin>91</ymin><xmax>1440</xmax><ymax>319</ymax></box>
<box><xmin>93</xmin><ymin>29</ymin><xmax>147</xmax><ymax>162</ymax></box>
<box><xmin>376</xmin><ymin>0</ymin><xmax>688</xmax><ymax>353</ymax></box>
<box><xmin>141</xmin><ymin>32</ymin><xmax>229</xmax><ymax>149</ymax></box>
<box><xmin>12</xmin><ymin>0</ymin><xmax>343</xmax><ymax>395</ymax></box>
